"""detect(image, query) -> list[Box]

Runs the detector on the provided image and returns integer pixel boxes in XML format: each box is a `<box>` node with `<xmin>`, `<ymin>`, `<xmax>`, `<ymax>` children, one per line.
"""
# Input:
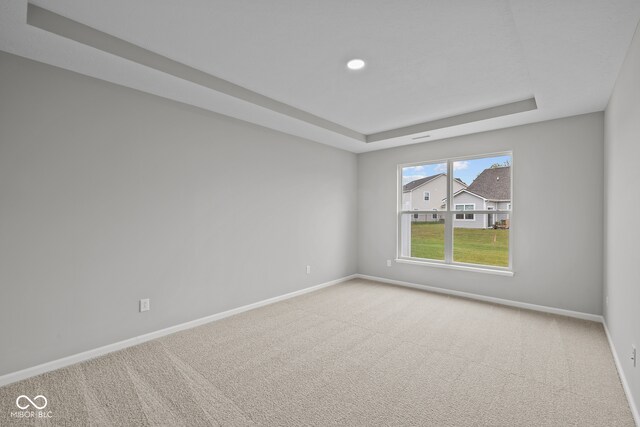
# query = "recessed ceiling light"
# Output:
<box><xmin>347</xmin><ymin>59</ymin><xmax>366</xmax><ymax>70</ymax></box>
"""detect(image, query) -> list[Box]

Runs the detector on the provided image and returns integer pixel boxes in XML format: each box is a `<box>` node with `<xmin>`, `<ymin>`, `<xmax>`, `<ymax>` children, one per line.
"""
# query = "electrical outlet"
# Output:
<box><xmin>139</xmin><ymin>298</ymin><xmax>150</xmax><ymax>312</ymax></box>
<box><xmin>386</xmin><ymin>259</ymin><xmax>392</xmax><ymax>267</ymax></box>
<box><xmin>306</xmin><ymin>265</ymin><xmax>311</xmax><ymax>274</ymax></box>
<box><xmin>632</xmin><ymin>346</ymin><xmax>636</xmax><ymax>368</ymax></box>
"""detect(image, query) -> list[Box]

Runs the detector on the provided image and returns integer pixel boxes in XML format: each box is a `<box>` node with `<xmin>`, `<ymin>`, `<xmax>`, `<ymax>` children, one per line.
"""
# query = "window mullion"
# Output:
<box><xmin>444</xmin><ymin>160</ymin><xmax>453</xmax><ymax>263</ymax></box>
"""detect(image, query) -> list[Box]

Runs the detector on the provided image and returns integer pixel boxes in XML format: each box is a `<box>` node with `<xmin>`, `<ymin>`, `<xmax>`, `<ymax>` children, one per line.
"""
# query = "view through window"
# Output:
<box><xmin>399</xmin><ymin>153</ymin><xmax>512</xmax><ymax>269</ymax></box>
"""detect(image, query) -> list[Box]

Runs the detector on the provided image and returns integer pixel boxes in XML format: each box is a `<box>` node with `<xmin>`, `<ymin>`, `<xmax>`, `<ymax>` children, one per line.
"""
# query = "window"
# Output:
<box><xmin>455</xmin><ymin>204</ymin><xmax>475</xmax><ymax>220</ymax></box>
<box><xmin>399</xmin><ymin>153</ymin><xmax>512</xmax><ymax>271</ymax></box>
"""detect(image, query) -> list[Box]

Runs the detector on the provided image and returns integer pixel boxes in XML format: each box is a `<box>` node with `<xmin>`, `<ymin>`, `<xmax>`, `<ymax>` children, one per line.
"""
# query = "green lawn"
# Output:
<box><xmin>411</xmin><ymin>222</ymin><xmax>509</xmax><ymax>267</ymax></box>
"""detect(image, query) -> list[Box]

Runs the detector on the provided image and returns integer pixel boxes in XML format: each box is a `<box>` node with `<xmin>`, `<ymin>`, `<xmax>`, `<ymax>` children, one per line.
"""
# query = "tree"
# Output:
<box><xmin>490</xmin><ymin>160</ymin><xmax>511</xmax><ymax>168</ymax></box>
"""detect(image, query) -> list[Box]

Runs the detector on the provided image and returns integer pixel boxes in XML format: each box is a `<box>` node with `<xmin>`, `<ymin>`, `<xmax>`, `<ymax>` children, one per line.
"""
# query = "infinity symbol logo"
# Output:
<box><xmin>16</xmin><ymin>395</ymin><xmax>48</xmax><ymax>410</ymax></box>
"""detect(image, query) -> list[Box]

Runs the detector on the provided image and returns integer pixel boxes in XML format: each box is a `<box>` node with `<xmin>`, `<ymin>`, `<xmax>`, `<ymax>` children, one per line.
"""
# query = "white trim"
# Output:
<box><xmin>423</xmin><ymin>191</ymin><xmax>430</xmax><ymax>201</ymax></box>
<box><xmin>395</xmin><ymin>257</ymin><xmax>513</xmax><ymax>276</ymax></box>
<box><xmin>0</xmin><ymin>274</ymin><xmax>357</xmax><ymax>388</ymax></box>
<box><xmin>356</xmin><ymin>274</ymin><xmax>602</xmax><ymax>322</ymax></box>
<box><xmin>445</xmin><ymin>162</ymin><xmax>453</xmax><ymax>263</ymax></box>
<box><xmin>603</xmin><ymin>321</ymin><xmax>640</xmax><ymax>426</ymax></box>
<box><xmin>452</xmin><ymin>188</ymin><xmax>488</xmax><ymax>201</ymax></box>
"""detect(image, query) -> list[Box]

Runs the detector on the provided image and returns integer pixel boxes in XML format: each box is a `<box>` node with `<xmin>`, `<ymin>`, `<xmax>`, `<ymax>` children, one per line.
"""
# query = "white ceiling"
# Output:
<box><xmin>1</xmin><ymin>0</ymin><xmax>639</xmax><ymax>153</ymax></box>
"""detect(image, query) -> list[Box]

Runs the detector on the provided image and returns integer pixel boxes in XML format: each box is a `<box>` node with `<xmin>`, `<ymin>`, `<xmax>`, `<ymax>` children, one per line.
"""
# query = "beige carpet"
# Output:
<box><xmin>0</xmin><ymin>279</ymin><xmax>634</xmax><ymax>426</ymax></box>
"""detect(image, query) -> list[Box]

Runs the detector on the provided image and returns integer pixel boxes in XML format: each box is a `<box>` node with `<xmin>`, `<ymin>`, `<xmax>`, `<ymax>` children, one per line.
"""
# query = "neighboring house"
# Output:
<box><xmin>452</xmin><ymin>166</ymin><xmax>511</xmax><ymax>229</ymax></box>
<box><xmin>402</xmin><ymin>174</ymin><xmax>467</xmax><ymax>222</ymax></box>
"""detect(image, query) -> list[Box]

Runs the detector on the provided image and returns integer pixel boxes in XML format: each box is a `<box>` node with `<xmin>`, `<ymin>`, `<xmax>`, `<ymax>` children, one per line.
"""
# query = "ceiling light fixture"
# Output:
<box><xmin>347</xmin><ymin>59</ymin><xmax>366</xmax><ymax>70</ymax></box>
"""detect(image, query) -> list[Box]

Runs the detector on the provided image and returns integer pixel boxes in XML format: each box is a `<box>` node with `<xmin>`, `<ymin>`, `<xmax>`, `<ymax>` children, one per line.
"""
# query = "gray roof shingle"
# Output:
<box><xmin>403</xmin><ymin>174</ymin><xmax>467</xmax><ymax>192</ymax></box>
<box><xmin>465</xmin><ymin>166</ymin><xmax>511</xmax><ymax>200</ymax></box>
<box><xmin>403</xmin><ymin>174</ymin><xmax>443</xmax><ymax>192</ymax></box>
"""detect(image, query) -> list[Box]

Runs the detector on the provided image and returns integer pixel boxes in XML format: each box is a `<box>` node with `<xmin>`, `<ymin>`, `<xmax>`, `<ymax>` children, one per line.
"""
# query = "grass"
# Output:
<box><xmin>411</xmin><ymin>222</ymin><xmax>446</xmax><ymax>261</ymax></box>
<box><xmin>410</xmin><ymin>222</ymin><xmax>509</xmax><ymax>267</ymax></box>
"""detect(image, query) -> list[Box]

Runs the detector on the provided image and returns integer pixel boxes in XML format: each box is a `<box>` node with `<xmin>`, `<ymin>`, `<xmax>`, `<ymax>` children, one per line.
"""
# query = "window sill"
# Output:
<box><xmin>395</xmin><ymin>258</ymin><xmax>514</xmax><ymax>277</ymax></box>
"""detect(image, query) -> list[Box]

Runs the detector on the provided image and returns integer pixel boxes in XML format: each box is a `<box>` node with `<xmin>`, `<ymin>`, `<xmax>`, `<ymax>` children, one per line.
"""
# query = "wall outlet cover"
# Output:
<box><xmin>140</xmin><ymin>298</ymin><xmax>150</xmax><ymax>312</ymax></box>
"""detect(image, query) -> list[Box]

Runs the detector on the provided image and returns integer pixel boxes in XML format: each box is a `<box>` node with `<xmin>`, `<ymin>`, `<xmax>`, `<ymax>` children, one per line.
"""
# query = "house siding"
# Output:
<box><xmin>402</xmin><ymin>175</ymin><xmax>466</xmax><ymax>221</ymax></box>
<box><xmin>453</xmin><ymin>191</ymin><xmax>487</xmax><ymax>229</ymax></box>
<box><xmin>403</xmin><ymin>175</ymin><xmax>508</xmax><ymax>228</ymax></box>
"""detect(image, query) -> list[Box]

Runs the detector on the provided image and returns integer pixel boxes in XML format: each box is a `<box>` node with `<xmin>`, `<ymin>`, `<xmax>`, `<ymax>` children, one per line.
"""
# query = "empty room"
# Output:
<box><xmin>1</xmin><ymin>0</ymin><xmax>639</xmax><ymax>425</ymax></box>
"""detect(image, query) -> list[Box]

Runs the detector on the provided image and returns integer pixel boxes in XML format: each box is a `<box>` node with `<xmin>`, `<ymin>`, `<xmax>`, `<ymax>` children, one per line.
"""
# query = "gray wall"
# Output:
<box><xmin>604</xmin><ymin>20</ymin><xmax>640</xmax><ymax>414</ymax></box>
<box><xmin>0</xmin><ymin>52</ymin><xmax>358</xmax><ymax>376</ymax></box>
<box><xmin>358</xmin><ymin>112</ymin><xmax>604</xmax><ymax>315</ymax></box>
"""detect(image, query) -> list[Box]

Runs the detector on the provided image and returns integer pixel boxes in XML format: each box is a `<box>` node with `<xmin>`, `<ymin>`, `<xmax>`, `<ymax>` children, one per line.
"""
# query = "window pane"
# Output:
<box><xmin>453</xmin><ymin>214</ymin><xmax>510</xmax><ymax>267</ymax></box>
<box><xmin>400</xmin><ymin>213</ymin><xmax>444</xmax><ymax>261</ymax></box>
<box><xmin>453</xmin><ymin>154</ymin><xmax>511</xmax><ymax>211</ymax></box>
<box><xmin>399</xmin><ymin>153</ymin><xmax>512</xmax><ymax>271</ymax></box>
<box><xmin>402</xmin><ymin>162</ymin><xmax>447</xmax><ymax>211</ymax></box>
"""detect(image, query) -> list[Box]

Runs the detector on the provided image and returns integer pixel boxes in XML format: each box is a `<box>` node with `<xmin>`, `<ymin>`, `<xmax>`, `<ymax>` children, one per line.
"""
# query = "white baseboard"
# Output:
<box><xmin>603</xmin><ymin>321</ymin><xmax>640</xmax><ymax>426</ymax></box>
<box><xmin>0</xmin><ymin>274</ymin><xmax>356</xmax><ymax>388</ymax></box>
<box><xmin>355</xmin><ymin>274</ymin><xmax>604</xmax><ymax>323</ymax></box>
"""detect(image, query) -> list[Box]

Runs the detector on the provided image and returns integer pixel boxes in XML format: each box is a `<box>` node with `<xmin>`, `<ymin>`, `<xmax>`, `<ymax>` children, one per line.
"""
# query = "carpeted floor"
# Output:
<box><xmin>0</xmin><ymin>279</ymin><xmax>634</xmax><ymax>426</ymax></box>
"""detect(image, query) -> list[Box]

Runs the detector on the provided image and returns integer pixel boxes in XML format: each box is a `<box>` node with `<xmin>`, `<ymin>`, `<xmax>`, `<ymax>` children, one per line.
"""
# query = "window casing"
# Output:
<box><xmin>398</xmin><ymin>152</ymin><xmax>512</xmax><ymax>272</ymax></box>
<box><xmin>424</xmin><ymin>191</ymin><xmax>430</xmax><ymax>201</ymax></box>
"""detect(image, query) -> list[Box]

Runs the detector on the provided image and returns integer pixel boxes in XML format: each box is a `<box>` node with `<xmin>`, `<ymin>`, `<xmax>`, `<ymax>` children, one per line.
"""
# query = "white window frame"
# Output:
<box><xmin>454</xmin><ymin>203</ymin><xmax>475</xmax><ymax>221</ymax></box>
<box><xmin>424</xmin><ymin>191</ymin><xmax>430</xmax><ymax>201</ymax></box>
<box><xmin>396</xmin><ymin>151</ymin><xmax>513</xmax><ymax>275</ymax></box>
